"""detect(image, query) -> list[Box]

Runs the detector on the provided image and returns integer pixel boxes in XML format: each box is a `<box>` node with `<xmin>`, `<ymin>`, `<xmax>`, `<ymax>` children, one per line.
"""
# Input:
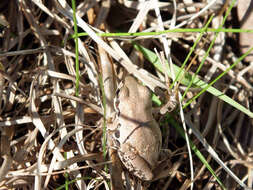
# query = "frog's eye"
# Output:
<box><xmin>114</xmin><ymin>129</ymin><xmax>120</xmax><ymax>138</ymax></box>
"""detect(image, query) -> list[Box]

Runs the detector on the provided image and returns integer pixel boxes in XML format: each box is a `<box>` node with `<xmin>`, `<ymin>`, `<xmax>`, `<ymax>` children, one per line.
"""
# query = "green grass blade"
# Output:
<box><xmin>166</xmin><ymin>115</ymin><xmax>226</xmax><ymax>190</ymax></box>
<box><xmin>171</xmin><ymin>14</ymin><xmax>214</xmax><ymax>89</ymax></box>
<box><xmin>134</xmin><ymin>44</ymin><xmax>253</xmax><ymax>118</ymax></box>
<box><xmin>184</xmin><ymin>45</ymin><xmax>253</xmax><ymax>110</ymax></box>
<box><xmin>71</xmin><ymin>28</ymin><xmax>253</xmax><ymax>39</ymax></box>
<box><xmin>181</xmin><ymin>0</ymin><xmax>237</xmax><ymax>100</ymax></box>
<box><xmin>71</xmin><ymin>0</ymin><xmax>80</xmax><ymax>96</ymax></box>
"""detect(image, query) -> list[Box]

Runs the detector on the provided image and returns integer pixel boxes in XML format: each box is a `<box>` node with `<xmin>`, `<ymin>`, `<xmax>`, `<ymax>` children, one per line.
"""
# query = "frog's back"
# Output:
<box><xmin>128</xmin><ymin>119</ymin><xmax>162</xmax><ymax>167</ymax></box>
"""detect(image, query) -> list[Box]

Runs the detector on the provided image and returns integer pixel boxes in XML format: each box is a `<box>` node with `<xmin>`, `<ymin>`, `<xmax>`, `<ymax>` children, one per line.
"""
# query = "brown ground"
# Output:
<box><xmin>0</xmin><ymin>0</ymin><xmax>253</xmax><ymax>190</ymax></box>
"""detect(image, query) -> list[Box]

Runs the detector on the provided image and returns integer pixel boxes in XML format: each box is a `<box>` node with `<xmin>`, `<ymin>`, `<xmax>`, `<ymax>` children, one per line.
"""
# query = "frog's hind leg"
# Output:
<box><xmin>118</xmin><ymin>143</ymin><xmax>154</xmax><ymax>181</ymax></box>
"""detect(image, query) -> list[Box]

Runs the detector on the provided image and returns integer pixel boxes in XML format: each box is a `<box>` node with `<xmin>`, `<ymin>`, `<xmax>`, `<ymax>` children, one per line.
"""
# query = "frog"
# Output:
<box><xmin>110</xmin><ymin>75</ymin><xmax>163</xmax><ymax>181</ymax></box>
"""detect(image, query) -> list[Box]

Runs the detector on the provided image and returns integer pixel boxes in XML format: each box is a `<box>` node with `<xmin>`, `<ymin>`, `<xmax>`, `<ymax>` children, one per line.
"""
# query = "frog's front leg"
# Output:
<box><xmin>118</xmin><ymin>143</ymin><xmax>154</xmax><ymax>181</ymax></box>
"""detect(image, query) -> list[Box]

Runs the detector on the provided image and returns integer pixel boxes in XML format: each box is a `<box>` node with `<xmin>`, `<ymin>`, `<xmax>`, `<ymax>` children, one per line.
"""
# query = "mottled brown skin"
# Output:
<box><xmin>113</xmin><ymin>76</ymin><xmax>162</xmax><ymax>181</ymax></box>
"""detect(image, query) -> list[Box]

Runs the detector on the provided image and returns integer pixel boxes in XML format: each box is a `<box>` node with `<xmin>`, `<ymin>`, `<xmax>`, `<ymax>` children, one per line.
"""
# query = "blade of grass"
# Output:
<box><xmin>166</xmin><ymin>114</ymin><xmax>226</xmax><ymax>190</ymax></box>
<box><xmin>71</xmin><ymin>0</ymin><xmax>80</xmax><ymax>96</ymax></box>
<box><xmin>63</xmin><ymin>152</ymin><xmax>70</xmax><ymax>190</ymax></box>
<box><xmin>71</xmin><ymin>28</ymin><xmax>253</xmax><ymax>38</ymax></box>
<box><xmin>183</xmin><ymin>45</ymin><xmax>253</xmax><ymax>109</ymax></box>
<box><xmin>171</xmin><ymin>14</ymin><xmax>214</xmax><ymax>89</ymax></box>
<box><xmin>168</xmin><ymin>111</ymin><xmax>251</xmax><ymax>189</ymax></box>
<box><xmin>181</xmin><ymin>0</ymin><xmax>237</xmax><ymax>100</ymax></box>
<box><xmin>155</xmin><ymin>83</ymin><xmax>247</xmax><ymax>189</ymax></box>
<box><xmin>134</xmin><ymin>44</ymin><xmax>253</xmax><ymax>118</ymax></box>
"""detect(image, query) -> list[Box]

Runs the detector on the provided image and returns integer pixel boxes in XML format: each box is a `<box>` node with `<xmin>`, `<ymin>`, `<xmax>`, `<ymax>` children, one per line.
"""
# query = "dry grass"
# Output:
<box><xmin>0</xmin><ymin>0</ymin><xmax>253</xmax><ymax>190</ymax></box>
